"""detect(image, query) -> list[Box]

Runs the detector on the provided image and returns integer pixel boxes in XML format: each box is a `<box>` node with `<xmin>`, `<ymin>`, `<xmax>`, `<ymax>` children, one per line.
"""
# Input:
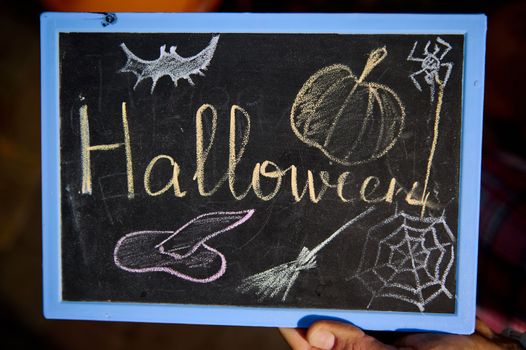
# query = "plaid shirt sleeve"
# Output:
<box><xmin>477</xmin><ymin>147</ymin><xmax>526</xmax><ymax>332</ymax></box>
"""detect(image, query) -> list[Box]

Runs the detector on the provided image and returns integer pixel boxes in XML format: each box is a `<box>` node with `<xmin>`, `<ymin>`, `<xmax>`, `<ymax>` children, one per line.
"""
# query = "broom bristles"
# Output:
<box><xmin>238</xmin><ymin>247</ymin><xmax>317</xmax><ymax>301</ymax></box>
<box><xmin>237</xmin><ymin>208</ymin><xmax>375</xmax><ymax>301</ymax></box>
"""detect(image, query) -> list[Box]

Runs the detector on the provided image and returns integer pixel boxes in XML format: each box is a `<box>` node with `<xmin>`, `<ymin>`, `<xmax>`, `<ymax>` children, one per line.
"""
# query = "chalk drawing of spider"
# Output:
<box><xmin>407</xmin><ymin>37</ymin><xmax>453</xmax><ymax>101</ymax></box>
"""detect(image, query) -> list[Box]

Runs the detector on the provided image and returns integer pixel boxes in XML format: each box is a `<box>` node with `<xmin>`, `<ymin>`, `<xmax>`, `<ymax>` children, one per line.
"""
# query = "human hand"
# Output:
<box><xmin>280</xmin><ymin>319</ymin><xmax>516</xmax><ymax>349</ymax></box>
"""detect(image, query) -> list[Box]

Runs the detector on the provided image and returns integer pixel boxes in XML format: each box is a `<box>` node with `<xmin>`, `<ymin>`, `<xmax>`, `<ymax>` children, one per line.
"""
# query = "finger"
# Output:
<box><xmin>475</xmin><ymin>318</ymin><xmax>495</xmax><ymax>339</ymax></box>
<box><xmin>306</xmin><ymin>321</ymin><xmax>395</xmax><ymax>350</ymax></box>
<box><xmin>395</xmin><ymin>317</ymin><xmax>498</xmax><ymax>349</ymax></box>
<box><xmin>396</xmin><ymin>333</ymin><xmax>443</xmax><ymax>348</ymax></box>
<box><xmin>279</xmin><ymin>327</ymin><xmax>311</xmax><ymax>350</ymax></box>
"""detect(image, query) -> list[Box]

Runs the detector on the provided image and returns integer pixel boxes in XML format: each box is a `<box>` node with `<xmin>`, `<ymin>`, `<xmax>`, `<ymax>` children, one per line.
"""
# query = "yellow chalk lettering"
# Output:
<box><xmin>228</xmin><ymin>104</ymin><xmax>252</xmax><ymax>200</ymax></box>
<box><xmin>406</xmin><ymin>181</ymin><xmax>424</xmax><ymax>205</ymax></box>
<box><xmin>80</xmin><ymin>103</ymin><xmax>134</xmax><ymax>198</ymax></box>
<box><xmin>307</xmin><ymin>171</ymin><xmax>329</xmax><ymax>203</ymax></box>
<box><xmin>193</xmin><ymin>104</ymin><xmax>226</xmax><ymax>196</ymax></box>
<box><xmin>288</xmin><ymin>165</ymin><xmax>307</xmax><ymax>201</ymax></box>
<box><xmin>252</xmin><ymin>160</ymin><xmax>283</xmax><ymax>201</ymax></box>
<box><xmin>285</xmin><ymin>165</ymin><xmax>329</xmax><ymax>203</ymax></box>
<box><xmin>360</xmin><ymin>176</ymin><xmax>396</xmax><ymax>203</ymax></box>
<box><xmin>336</xmin><ymin>171</ymin><xmax>352</xmax><ymax>202</ymax></box>
<box><xmin>144</xmin><ymin>155</ymin><xmax>186</xmax><ymax>197</ymax></box>
<box><xmin>385</xmin><ymin>177</ymin><xmax>397</xmax><ymax>203</ymax></box>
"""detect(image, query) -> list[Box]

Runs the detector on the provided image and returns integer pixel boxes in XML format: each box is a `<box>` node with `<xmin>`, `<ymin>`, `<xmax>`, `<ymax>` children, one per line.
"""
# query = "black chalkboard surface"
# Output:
<box><xmin>59</xmin><ymin>31</ymin><xmax>464</xmax><ymax>314</ymax></box>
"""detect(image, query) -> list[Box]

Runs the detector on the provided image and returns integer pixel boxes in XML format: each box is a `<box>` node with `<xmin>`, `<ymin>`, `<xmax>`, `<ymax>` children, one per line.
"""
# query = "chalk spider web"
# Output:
<box><xmin>351</xmin><ymin>211</ymin><xmax>455</xmax><ymax>312</ymax></box>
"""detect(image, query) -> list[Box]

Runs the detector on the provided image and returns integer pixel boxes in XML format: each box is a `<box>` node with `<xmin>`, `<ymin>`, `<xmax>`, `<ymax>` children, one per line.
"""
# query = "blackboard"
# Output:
<box><xmin>42</xmin><ymin>13</ymin><xmax>486</xmax><ymax>333</ymax></box>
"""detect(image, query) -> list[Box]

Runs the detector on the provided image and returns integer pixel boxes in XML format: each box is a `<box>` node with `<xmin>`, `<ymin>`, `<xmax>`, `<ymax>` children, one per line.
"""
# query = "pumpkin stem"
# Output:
<box><xmin>358</xmin><ymin>46</ymin><xmax>388</xmax><ymax>83</ymax></box>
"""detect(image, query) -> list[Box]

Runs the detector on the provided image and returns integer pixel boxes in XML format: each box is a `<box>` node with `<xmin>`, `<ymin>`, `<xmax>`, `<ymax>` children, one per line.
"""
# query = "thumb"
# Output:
<box><xmin>306</xmin><ymin>321</ymin><xmax>395</xmax><ymax>350</ymax></box>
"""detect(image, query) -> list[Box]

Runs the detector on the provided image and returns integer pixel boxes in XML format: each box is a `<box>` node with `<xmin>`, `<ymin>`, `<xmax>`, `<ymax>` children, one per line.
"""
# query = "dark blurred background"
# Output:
<box><xmin>1</xmin><ymin>0</ymin><xmax>524</xmax><ymax>348</ymax></box>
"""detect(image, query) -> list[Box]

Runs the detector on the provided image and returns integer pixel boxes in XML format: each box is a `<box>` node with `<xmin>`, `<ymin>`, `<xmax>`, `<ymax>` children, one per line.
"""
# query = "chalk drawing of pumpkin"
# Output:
<box><xmin>290</xmin><ymin>47</ymin><xmax>405</xmax><ymax>166</ymax></box>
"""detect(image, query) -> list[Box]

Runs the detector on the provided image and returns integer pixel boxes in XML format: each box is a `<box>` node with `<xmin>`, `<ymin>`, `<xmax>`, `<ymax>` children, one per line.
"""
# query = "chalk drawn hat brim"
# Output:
<box><xmin>113</xmin><ymin>209</ymin><xmax>254</xmax><ymax>283</ymax></box>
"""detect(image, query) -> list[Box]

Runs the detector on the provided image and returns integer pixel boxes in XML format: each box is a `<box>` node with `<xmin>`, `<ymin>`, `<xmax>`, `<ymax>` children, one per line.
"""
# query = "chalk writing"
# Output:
<box><xmin>80</xmin><ymin>102</ymin><xmax>134</xmax><ymax>198</ymax></box>
<box><xmin>79</xmin><ymin>102</ymin><xmax>429</xmax><ymax>212</ymax></box>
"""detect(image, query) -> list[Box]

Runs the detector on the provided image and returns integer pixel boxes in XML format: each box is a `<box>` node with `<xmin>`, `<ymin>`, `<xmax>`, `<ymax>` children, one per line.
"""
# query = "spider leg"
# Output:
<box><xmin>432</xmin><ymin>43</ymin><xmax>440</xmax><ymax>56</ymax></box>
<box><xmin>424</xmin><ymin>40</ymin><xmax>431</xmax><ymax>55</ymax></box>
<box><xmin>407</xmin><ymin>41</ymin><xmax>424</xmax><ymax>62</ymax></box>
<box><xmin>436</xmin><ymin>37</ymin><xmax>452</xmax><ymax>60</ymax></box>
<box><xmin>422</xmin><ymin>71</ymin><xmax>437</xmax><ymax>101</ymax></box>
<box><xmin>439</xmin><ymin>62</ymin><xmax>453</xmax><ymax>86</ymax></box>
<box><xmin>409</xmin><ymin>68</ymin><xmax>426</xmax><ymax>91</ymax></box>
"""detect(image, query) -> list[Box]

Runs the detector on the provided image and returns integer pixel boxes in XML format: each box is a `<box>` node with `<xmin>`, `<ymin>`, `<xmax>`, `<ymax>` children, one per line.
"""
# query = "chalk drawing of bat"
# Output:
<box><xmin>113</xmin><ymin>209</ymin><xmax>254</xmax><ymax>283</ymax></box>
<box><xmin>119</xmin><ymin>35</ymin><xmax>220</xmax><ymax>93</ymax></box>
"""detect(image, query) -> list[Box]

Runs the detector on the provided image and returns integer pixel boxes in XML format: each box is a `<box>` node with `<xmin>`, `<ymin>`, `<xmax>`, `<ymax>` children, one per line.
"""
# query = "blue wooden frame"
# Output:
<box><xmin>41</xmin><ymin>12</ymin><xmax>486</xmax><ymax>333</ymax></box>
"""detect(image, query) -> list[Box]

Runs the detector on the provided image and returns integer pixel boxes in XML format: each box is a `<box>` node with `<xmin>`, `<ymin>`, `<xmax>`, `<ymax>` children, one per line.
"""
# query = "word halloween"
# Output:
<box><xmin>79</xmin><ymin>102</ymin><xmax>430</xmax><ymax>209</ymax></box>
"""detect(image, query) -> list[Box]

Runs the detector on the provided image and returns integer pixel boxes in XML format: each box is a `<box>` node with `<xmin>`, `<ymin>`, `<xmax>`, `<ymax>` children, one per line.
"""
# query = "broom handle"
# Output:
<box><xmin>306</xmin><ymin>206</ymin><xmax>376</xmax><ymax>260</ymax></box>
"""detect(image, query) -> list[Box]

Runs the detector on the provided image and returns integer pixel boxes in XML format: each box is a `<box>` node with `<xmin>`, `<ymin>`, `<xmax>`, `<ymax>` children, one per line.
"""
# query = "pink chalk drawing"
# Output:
<box><xmin>113</xmin><ymin>209</ymin><xmax>255</xmax><ymax>283</ymax></box>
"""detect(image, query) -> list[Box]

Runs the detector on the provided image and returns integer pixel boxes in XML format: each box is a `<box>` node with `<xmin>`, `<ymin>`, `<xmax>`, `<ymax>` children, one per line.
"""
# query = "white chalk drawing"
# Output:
<box><xmin>407</xmin><ymin>37</ymin><xmax>453</xmax><ymax>101</ymax></box>
<box><xmin>119</xmin><ymin>35</ymin><xmax>219</xmax><ymax>93</ymax></box>
<box><xmin>238</xmin><ymin>207</ymin><xmax>375</xmax><ymax>301</ymax></box>
<box><xmin>291</xmin><ymin>47</ymin><xmax>405</xmax><ymax>166</ymax></box>
<box><xmin>113</xmin><ymin>209</ymin><xmax>254</xmax><ymax>283</ymax></box>
<box><xmin>351</xmin><ymin>210</ymin><xmax>455</xmax><ymax>312</ymax></box>
<box><xmin>407</xmin><ymin>37</ymin><xmax>454</xmax><ymax>216</ymax></box>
